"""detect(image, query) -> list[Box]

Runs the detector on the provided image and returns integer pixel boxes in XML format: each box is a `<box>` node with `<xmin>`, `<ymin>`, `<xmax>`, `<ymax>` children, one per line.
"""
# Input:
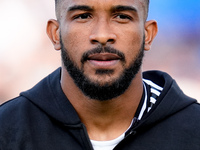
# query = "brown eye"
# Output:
<box><xmin>74</xmin><ymin>13</ymin><xmax>91</xmax><ymax>20</ymax></box>
<box><xmin>113</xmin><ymin>13</ymin><xmax>133</xmax><ymax>23</ymax></box>
<box><xmin>116</xmin><ymin>14</ymin><xmax>131</xmax><ymax>20</ymax></box>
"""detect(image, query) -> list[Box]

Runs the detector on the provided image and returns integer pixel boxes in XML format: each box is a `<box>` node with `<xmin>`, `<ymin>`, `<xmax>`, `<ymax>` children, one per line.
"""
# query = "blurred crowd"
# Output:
<box><xmin>0</xmin><ymin>0</ymin><xmax>199</xmax><ymax>104</ymax></box>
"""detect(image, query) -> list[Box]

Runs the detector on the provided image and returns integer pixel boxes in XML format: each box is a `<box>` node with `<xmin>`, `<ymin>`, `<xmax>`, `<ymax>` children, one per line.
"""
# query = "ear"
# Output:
<box><xmin>144</xmin><ymin>20</ymin><xmax>158</xmax><ymax>51</ymax></box>
<box><xmin>46</xmin><ymin>19</ymin><xmax>61</xmax><ymax>50</ymax></box>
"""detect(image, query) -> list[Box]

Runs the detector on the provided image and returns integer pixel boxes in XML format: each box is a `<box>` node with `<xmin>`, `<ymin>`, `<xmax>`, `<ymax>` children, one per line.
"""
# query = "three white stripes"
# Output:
<box><xmin>138</xmin><ymin>79</ymin><xmax>163</xmax><ymax>120</ymax></box>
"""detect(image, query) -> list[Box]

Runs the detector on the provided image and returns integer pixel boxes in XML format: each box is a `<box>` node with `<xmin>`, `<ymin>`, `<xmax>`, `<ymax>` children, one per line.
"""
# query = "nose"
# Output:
<box><xmin>89</xmin><ymin>20</ymin><xmax>116</xmax><ymax>45</ymax></box>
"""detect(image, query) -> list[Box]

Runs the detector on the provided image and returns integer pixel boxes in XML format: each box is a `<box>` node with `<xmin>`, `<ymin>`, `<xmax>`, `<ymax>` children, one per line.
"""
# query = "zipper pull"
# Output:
<box><xmin>125</xmin><ymin>117</ymin><xmax>139</xmax><ymax>137</ymax></box>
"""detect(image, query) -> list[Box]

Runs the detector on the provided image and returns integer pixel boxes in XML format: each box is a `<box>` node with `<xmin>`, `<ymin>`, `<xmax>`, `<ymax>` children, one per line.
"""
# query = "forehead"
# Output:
<box><xmin>59</xmin><ymin>0</ymin><xmax>146</xmax><ymax>16</ymax></box>
<box><xmin>62</xmin><ymin>0</ymin><xmax>145</xmax><ymax>6</ymax></box>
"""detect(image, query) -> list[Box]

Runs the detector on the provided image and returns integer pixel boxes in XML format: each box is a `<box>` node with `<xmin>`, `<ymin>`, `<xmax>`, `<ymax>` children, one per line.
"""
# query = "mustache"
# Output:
<box><xmin>81</xmin><ymin>46</ymin><xmax>125</xmax><ymax>63</ymax></box>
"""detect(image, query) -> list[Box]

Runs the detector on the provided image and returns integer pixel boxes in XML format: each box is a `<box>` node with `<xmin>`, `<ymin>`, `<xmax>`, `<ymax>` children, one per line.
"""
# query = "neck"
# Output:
<box><xmin>61</xmin><ymin>68</ymin><xmax>143</xmax><ymax>141</ymax></box>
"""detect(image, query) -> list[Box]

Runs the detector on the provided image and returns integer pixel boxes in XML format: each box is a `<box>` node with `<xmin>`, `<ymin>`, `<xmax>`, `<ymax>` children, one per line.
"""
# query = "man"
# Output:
<box><xmin>0</xmin><ymin>0</ymin><xmax>200</xmax><ymax>149</ymax></box>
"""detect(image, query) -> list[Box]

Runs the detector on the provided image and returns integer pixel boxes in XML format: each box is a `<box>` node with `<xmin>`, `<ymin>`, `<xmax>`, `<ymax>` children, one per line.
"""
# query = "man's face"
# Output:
<box><xmin>57</xmin><ymin>0</ymin><xmax>148</xmax><ymax>100</ymax></box>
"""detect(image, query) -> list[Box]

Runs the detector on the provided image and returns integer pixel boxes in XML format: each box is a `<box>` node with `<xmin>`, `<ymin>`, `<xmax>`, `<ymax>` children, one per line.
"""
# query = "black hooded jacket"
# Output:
<box><xmin>0</xmin><ymin>68</ymin><xmax>200</xmax><ymax>150</ymax></box>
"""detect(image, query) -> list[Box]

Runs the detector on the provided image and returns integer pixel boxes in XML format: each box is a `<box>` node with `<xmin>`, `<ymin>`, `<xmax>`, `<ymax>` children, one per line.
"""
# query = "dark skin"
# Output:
<box><xmin>47</xmin><ymin>0</ymin><xmax>157</xmax><ymax>141</ymax></box>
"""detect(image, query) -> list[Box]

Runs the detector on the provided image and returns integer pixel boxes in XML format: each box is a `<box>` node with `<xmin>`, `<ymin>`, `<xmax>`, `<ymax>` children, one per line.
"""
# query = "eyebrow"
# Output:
<box><xmin>111</xmin><ymin>5</ymin><xmax>137</xmax><ymax>13</ymax></box>
<box><xmin>68</xmin><ymin>5</ymin><xmax>93</xmax><ymax>12</ymax></box>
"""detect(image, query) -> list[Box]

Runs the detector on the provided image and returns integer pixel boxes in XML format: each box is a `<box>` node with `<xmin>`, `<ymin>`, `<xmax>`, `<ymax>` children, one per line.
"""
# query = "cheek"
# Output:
<box><xmin>61</xmin><ymin>25</ymin><xmax>90</xmax><ymax>65</ymax></box>
<box><xmin>117</xmin><ymin>26</ymin><xmax>144</xmax><ymax>65</ymax></box>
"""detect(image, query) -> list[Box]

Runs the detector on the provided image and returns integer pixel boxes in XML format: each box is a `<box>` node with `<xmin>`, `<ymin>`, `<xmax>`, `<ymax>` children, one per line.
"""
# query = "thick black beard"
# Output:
<box><xmin>61</xmin><ymin>39</ymin><xmax>144</xmax><ymax>101</ymax></box>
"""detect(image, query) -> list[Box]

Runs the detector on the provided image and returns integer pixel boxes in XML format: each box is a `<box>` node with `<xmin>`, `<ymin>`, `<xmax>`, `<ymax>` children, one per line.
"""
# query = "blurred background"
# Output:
<box><xmin>0</xmin><ymin>0</ymin><xmax>199</xmax><ymax>104</ymax></box>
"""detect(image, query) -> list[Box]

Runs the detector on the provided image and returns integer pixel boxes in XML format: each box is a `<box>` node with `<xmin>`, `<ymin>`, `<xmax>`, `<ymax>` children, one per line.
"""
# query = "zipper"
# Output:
<box><xmin>81</xmin><ymin>123</ymin><xmax>94</xmax><ymax>150</ymax></box>
<box><xmin>64</xmin><ymin>123</ymin><xmax>94</xmax><ymax>150</ymax></box>
<box><xmin>113</xmin><ymin>117</ymin><xmax>139</xmax><ymax>149</ymax></box>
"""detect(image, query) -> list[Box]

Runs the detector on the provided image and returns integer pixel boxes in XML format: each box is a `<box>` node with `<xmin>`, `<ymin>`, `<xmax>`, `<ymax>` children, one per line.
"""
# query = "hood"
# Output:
<box><xmin>138</xmin><ymin>70</ymin><xmax>197</xmax><ymax>129</ymax></box>
<box><xmin>20</xmin><ymin>68</ymin><xmax>81</xmax><ymax>126</ymax></box>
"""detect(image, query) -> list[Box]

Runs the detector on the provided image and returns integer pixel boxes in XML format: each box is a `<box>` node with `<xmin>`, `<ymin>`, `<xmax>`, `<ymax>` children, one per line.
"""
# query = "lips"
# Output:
<box><xmin>88</xmin><ymin>53</ymin><xmax>121</xmax><ymax>61</ymax></box>
<box><xmin>87</xmin><ymin>53</ymin><xmax>121</xmax><ymax>67</ymax></box>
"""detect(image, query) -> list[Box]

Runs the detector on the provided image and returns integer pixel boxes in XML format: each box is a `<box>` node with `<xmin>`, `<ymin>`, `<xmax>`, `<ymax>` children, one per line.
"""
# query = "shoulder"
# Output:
<box><xmin>0</xmin><ymin>96</ymin><xmax>37</xmax><ymax>123</ymax></box>
<box><xmin>182</xmin><ymin>102</ymin><xmax>200</xmax><ymax>119</ymax></box>
<box><xmin>0</xmin><ymin>96</ymin><xmax>46</xmax><ymax>148</ymax></box>
<box><xmin>1</xmin><ymin>96</ymin><xmax>30</xmax><ymax>112</ymax></box>
<box><xmin>0</xmin><ymin>95</ymin><xmax>50</xmax><ymax>130</ymax></box>
<box><xmin>162</xmin><ymin>101</ymin><xmax>200</xmax><ymax>134</ymax></box>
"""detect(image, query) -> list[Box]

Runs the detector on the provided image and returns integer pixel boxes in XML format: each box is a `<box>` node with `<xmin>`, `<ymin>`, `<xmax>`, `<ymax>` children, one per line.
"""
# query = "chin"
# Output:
<box><xmin>86</xmin><ymin>70</ymin><xmax>123</xmax><ymax>83</ymax></box>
